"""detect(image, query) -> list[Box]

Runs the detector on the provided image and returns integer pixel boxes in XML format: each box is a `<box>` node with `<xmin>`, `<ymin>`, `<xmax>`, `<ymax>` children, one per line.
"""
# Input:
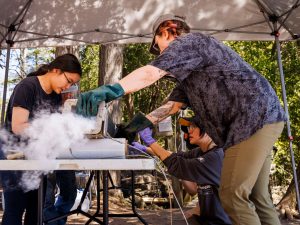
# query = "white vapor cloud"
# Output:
<box><xmin>1</xmin><ymin>112</ymin><xmax>95</xmax><ymax>191</ymax></box>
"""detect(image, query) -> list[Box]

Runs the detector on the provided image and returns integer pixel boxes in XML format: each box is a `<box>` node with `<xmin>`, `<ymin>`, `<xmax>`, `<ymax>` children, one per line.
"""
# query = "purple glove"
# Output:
<box><xmin>138</xmin><ymin>127</ymin><xmax>156</xmax><ymax>146</ymax></box>
<box><xmin>131</xmin><ymin>142</ymin><xmax>147</xmax><ymax>153</ymax></box>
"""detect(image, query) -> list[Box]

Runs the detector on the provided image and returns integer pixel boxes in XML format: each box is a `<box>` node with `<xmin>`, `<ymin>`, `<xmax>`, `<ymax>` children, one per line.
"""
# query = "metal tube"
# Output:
<box><xmin>179</xmin><ymin>111</ymin><xmax>186</xmax><ymax>152</ymax></box>
<box><xmin>1</xmin><ymin>37</ymin><xmax>12</xmax><ymax>126</ymax></box>
<box><xmin>275</xmin><ymin>34</ymin><xmax>300</xmax><ymax>214</ymax></box>
<box><xmin>130</xmin><ymin>170</ymin><xmax>148</xmax><ymax>225</ymax></box>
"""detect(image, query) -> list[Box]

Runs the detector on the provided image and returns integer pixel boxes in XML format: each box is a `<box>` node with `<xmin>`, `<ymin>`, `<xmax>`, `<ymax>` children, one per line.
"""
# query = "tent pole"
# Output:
<box><xmin>1</xmin><ymin>34</ymin><xmax>12</xmax><ymax>126</ymax></box>
<box><xmin>0</xmin><ymin>0</ymin><xmax>32</xmax><ymax>125</ymax></box>
<box><xmin>274</xmin><ymin>29</ymin><xmax>300</xmax><ymax>214</ymax></box>
<box><xmin>255</xmin><ymin>0</ymin><xmax>300</xmax><ymax>212</ymax></box>
<box><xmin>0</xmin><ymin>0</ymin><xmax>32</xmax><ymax>47</ymax></box>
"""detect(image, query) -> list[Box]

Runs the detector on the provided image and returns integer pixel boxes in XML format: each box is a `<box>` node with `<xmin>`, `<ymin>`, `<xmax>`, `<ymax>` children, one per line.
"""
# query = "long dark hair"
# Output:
<box><xmin>27</xmin><ymin>53</ymin><xmax>82</xmax><ymax>77</ymax></box>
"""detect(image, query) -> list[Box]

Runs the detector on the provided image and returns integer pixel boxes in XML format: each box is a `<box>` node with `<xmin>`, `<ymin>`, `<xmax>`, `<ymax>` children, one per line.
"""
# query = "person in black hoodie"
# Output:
<box><xmin>132</xmin><ymin>117</ymin><xmax>231</xmax><ymax>225</ymax></box>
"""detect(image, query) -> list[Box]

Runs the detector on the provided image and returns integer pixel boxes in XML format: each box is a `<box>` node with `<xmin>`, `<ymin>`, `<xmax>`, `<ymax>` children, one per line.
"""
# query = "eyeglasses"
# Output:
<box><xmin>187</xmin><ymin>124</ymin><xmax>197</xmax><ymax>132</ymax></box>
<box><xmin>63</xmin><ymin>72</ymin><xmax>76</xmax><ymax>86</ymax></box>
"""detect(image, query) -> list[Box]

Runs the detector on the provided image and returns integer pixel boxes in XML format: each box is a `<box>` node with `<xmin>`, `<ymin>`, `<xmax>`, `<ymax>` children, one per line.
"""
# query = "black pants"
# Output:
<box><xmin>2</xmin><ymin>189</ymin><xmax>38</xmax><ymax>225</ymax></box>
<box><xmin>197</xmin><ymin>185</ymin><xmax>232</xmax><ymax>225</ymax></box>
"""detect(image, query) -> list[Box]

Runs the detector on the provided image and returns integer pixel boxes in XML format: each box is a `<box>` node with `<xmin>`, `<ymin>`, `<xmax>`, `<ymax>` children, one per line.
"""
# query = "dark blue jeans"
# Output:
<box><xmin>1</xmin><ymin>142</ymin><xmax>39</xmax><ymax>225</ymax></box>
<box><xmin>43</xmin><ymin>171</ymin><xmax>77</xmax><ymax>225</ymax></box>
<box><xmin>2</xmin><ymin>189</ymin><xmax>38</xmax><ymax>225</ymax></box>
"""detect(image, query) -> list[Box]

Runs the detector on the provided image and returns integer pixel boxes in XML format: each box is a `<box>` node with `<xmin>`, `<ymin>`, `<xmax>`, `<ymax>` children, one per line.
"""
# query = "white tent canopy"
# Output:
<box><xmin>0</xmin><ymin>0</ymin><xmax>300</xmax><ymax>214</ymax></box>
<box><xmin>0</xmin><ymin>0</ymin><xmax>299</xmax><ymax>48</ymax></box>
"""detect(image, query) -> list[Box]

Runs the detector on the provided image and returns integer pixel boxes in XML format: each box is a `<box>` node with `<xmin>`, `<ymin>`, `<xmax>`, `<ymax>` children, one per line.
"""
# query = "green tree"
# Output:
<box><xmin>122</xmin><ymin>43</ymin><xmax>175</xmax><ymax>121</ymax></box>
<box><xmin>79</xmin><ymin>45</ymin><xmax>100</xmax><ymax>92</ymax></box>
<box><xmin>226</xmin><ymin>40</ymin><xmax>300</xmax><ymax>217</ymax></box>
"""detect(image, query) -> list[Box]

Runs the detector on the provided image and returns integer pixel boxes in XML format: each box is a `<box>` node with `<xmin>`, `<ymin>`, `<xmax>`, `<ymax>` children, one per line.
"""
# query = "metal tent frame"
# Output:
<box><xmin>1</xmin><ymin>0</ymin><xmax>300</xmax><ymax>213</ymax></box>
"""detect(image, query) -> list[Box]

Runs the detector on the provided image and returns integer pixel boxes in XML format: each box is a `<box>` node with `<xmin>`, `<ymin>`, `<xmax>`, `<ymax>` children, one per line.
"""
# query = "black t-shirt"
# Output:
<box><xmin>4</xmin><ymin>76</ymin><xmax>62</xmax><ymax>133</ymax></box>
<box><xmin>168</xmin><ymin>83</ymin><xmax>189</xmax><ymax>105</ymax></box>
<box><xmin>2</xmin><ymin>76</ymin><xmax>61</xmax><ymax>191</ymax></box>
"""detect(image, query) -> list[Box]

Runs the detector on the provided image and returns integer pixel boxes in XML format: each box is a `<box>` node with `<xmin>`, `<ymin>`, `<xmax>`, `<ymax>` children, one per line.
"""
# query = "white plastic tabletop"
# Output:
<box><xmin>0</xmin><ymin>159</ymin><xmax>155</xmax><ymax>171</ymax></box>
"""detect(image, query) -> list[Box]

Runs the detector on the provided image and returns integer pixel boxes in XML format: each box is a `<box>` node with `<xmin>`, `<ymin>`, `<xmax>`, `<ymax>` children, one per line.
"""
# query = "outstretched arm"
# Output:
<box><xmin>119</xmin><ymin>65</ymin><xmax>168</xmax><ymax>94</ymax></box>
<box><xmin>76</xmin><ymin>65</ymin><xmax>168</xmax><ymax>117</ymax></box>
<box><xmin>146</xmin><ymin>101</ymin><xmax>186</xmax><ymax>124</ymax></box>
<box><xmin>145</xmin><ymin>83</ymin><xmax>188</xmax><ymax>124</ymax></box>
<box><xmin>148</xmin><ymin>142</ymin><xmax>172</xmax><ymax>161</ymax></box>
<box><xmin>138</xmin><ymin>127</ymin><xmax>172</xmax><ymax>161</ymax></box>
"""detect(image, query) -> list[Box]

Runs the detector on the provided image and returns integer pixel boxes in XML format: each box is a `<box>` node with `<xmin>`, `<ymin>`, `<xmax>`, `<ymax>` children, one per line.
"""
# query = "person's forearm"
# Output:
<box><xmin>149</xmin><ymin>142</ymin><xmax>172</xmax><ymax>161</ymax></box>
<box><xmin>145</xmin><ymin>147</ymin><xmax>155</xmax><ymax>155</ymax></box>
<box><xmin>12</xmin><ymin>122</ymin><xmax>29</xmax><ymax>135</ymax></box>
<box><xmin>118</xmin><ymin>65</ymin><xmax>167</xmax><ymax>94</ymax></box>
<box><xmin>146</xmin><ymin>101</ymin><xmax>184</xmax><ymax>124</ymax></box>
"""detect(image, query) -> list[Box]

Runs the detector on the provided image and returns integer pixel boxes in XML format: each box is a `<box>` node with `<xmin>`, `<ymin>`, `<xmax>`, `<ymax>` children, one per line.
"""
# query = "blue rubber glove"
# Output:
<box><xmin>138</xmin><ymin>127</ymin><xmax>156</xmax><ymax>146</ymax></box>
<box><xmin>76</xmin><ymin>83</ymin><xmax>124</xmax><ymax>117</ymax></box>
<box><xmin>76</xmin><ymin>91</ymin><xmax>92</xmax><ymax>117</ymax></box>
<box><xmin>131</xmin><ymin>142</ymin><xmax>148</xmax><ymax>153</ymax></box>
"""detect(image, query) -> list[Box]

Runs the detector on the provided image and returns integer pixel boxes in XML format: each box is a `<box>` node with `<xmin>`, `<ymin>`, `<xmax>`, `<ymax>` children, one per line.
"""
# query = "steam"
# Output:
<box><xmin>23</xmin><ymin>112</ymin><xmax>94</xmax><ymax>160</ymax></box>
<box><xmin>1</xmin><ymin>112</ymin><xmax>95</xmax><ymax>191</ymax></box>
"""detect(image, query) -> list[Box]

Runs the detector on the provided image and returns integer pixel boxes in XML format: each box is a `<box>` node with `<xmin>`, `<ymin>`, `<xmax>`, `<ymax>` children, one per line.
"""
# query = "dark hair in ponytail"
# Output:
<box><xmin>27</xmin><ymin>53</ymin><xmax>82</xmax><ymax>77</ymax></box>
<box><xmin>27</xmin><ymin>64</ymin><xmax>50</xmax><ymax>77</ymax></box>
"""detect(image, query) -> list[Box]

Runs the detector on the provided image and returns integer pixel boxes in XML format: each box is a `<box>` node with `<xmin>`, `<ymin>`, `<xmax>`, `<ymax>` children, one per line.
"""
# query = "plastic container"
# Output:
<box><xmin>61</xmin><ymin>84</ymin><xmax>79</xmax><ymax>104</ymax></box>
<box><xmin>69</xmin><ymin>189</ymin><xmax>90</xmax><ymax>212</ymax></box>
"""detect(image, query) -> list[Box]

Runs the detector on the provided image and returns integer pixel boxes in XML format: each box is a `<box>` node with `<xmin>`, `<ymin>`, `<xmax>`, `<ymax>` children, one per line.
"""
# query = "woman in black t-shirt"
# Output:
<box><xmin>2</xmin><ymin>53</ymin><xmax>82</xmax><ymax>225</ymax></box>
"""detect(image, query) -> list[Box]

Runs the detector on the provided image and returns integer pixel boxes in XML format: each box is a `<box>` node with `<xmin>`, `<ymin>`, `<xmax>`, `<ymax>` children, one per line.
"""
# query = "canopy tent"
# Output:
<box><xmin>0</xmin><ymin>0</ymin><xmax>300</xmax><ymax>47</ymax></box>
<box><xmin>1</xmin><ymin>0</ymin><xmax>300</xmax><ymax>212</ymax></box>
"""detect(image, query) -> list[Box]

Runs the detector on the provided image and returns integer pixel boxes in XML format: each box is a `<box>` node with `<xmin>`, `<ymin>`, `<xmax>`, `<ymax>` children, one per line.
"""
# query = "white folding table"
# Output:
<box><xmin>0</xmin><ymin>158</ymin><xmax>156</xmax><ymax>225</ymax></box>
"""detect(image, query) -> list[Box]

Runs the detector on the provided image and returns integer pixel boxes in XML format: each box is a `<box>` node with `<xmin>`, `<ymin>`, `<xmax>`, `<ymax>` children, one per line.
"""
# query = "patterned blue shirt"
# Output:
<box><xmin>151</xmin><ymin>33</ymin><xmax>286</xmax><ymax>149</ymax></box>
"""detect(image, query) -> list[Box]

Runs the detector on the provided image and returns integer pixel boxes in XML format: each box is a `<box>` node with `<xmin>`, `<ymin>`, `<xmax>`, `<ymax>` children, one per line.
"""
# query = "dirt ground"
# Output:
<box><xmin>64</xmin><ymin>196</ymin><xmax>300</xmax><ymax>225</ymax></box>
<box><xmin>0</xmin><ymin>201</ymin><xmax>299</xmax><ymax>225</ymax></box>
<box><xmin>0</xmin><ymin>190</ymin><xmax>299</xmax><ymax>225</ymax></box>
<box><xmin>66</xmin><ymin>209</ymin><xmax>300</xmax><ymax>225</ymax></box>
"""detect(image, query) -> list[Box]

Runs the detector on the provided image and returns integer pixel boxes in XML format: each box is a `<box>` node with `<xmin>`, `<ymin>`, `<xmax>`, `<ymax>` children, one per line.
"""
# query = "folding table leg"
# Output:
<box><xmin>102</xmin><ymin>170</ymin><xmax>109</xmax><ymax>224</ymax></box>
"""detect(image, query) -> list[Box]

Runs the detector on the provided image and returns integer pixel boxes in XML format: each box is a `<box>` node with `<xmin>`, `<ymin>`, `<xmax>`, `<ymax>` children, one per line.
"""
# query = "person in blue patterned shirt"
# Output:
<box><xmin>76</xmin><ymin>14</ymin><xmax>285</xmax><ymax>225</ymax></box>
